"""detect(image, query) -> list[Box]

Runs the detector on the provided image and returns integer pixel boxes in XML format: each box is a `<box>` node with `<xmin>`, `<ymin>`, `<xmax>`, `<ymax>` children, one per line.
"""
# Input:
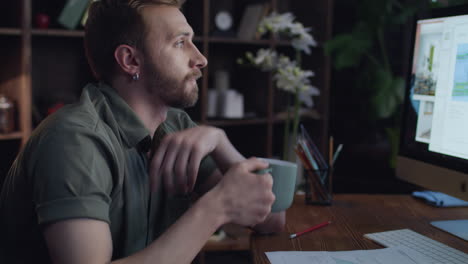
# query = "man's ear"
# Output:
<box><xmin>114</xmin><ymin>44</ymin><xmax>142</xmax><ymax>77</ymax></box>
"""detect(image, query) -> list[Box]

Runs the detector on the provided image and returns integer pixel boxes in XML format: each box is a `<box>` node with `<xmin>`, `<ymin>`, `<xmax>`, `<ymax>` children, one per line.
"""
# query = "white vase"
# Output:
<box><xmin>285</xmin><ymin>134</ymin><xmax>304</xmax><ymax>192</ymax></box>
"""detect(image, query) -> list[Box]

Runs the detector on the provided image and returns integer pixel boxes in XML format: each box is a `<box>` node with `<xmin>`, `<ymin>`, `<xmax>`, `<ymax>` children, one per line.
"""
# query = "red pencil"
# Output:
<box><xmin>289</xmin><ymin>221</ymin><xmax>332</xmax><ymax>239</ymax></box>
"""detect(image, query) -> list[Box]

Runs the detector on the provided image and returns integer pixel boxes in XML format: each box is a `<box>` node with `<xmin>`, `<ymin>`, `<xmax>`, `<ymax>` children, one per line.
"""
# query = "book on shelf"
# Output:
<box><xmin>81</xmin><ymin>0</ymin><xmax>100</xmax><ymax>27</ymax></box>
<box><xmin>237</xmin><ymin>3</ymin><xmax>270</xmax><ymax>40</ymax></box>
<box><xmin>58</xmin><ymin>0</ymin><xmax>90</xmax><ymax>30</ymax></box>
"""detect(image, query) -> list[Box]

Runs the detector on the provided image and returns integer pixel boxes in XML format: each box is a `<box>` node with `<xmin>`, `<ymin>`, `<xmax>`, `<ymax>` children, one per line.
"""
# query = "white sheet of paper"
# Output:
<box><xmin>265</xmin><ymin>246</ymin><xmax>434</xmax><ymax>264</ymax></box>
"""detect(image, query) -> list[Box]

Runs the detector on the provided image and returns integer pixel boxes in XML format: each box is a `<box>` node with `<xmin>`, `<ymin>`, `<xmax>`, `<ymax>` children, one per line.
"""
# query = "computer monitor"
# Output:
<box><xmin>397</xmin><ymin>5</ymin><xmax>468</xmax><ymax>202</ymax></box>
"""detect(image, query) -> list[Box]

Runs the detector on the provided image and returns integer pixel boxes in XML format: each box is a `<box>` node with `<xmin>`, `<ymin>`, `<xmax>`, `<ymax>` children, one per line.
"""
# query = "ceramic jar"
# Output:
<box><xmin>0</xmin><ymin>94</ymin><xmax>15</xmax><ymax>133</ymax></box>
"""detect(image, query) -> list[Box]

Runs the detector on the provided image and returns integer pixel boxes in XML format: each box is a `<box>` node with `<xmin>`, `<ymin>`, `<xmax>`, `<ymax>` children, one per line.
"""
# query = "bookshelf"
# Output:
<box><xmin>0</xmin><ymin>0</ymin><xmax>333</xmax><ymax>173</ymax></box>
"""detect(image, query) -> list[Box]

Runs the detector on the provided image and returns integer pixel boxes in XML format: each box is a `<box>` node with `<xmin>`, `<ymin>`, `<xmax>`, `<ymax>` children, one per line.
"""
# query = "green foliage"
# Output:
<box><xmin>385</xmin><ymin>126</ymin><xmax>401</xmax><ymax>168</ymax></box>
<box><xmin>324</xmin><ymin>23</ymin><xmax>372</xmax><ymax>70</ymax></box>
<box><xmin>369</xmin><ymin>70</ymin><xmax>405</xmax><ymax>119</ymax></box>
<box><xmin>324</xmin><ymin>0</ymin><xmax>420</xmax><ymax>167</ymax></box>
<box><xmin>324</xmin><ymin>0</ymin><xmax>417</xmax><ymax>121</ymax></box>
<box><xmin>325</xmin><ymin>0</ymin><xmax>468</xmax><ymax>121</ymax></box>
<box><xmin>326</xmin><ymin>0</ymin><xmax>468</xmax><ymax>167</ymax></box>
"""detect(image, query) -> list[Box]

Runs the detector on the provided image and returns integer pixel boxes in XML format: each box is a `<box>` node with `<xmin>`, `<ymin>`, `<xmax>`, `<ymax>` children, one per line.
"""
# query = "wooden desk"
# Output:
<box><xmin>197</xmin><ymin>224</ymin><xmax>251</xmax><ymax>264</ymax></box>
<box><xmin>251</xmin><ymin>194</ymin><xmax>468</xmax><ymax>264</ymax></box>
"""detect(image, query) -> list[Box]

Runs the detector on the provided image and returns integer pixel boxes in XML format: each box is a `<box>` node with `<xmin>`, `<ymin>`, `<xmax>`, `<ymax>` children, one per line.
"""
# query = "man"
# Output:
<box><xmin>0</xmin><ymin>0</ymin><xmax>285</xmax><ymax>263</ymax></box>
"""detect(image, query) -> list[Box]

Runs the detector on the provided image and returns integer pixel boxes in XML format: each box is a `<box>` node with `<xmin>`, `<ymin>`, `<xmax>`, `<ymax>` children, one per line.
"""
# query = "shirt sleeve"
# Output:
<box><xmin>30</xmin><ymin>127</ymin><xmax>115</xmax><ymax>225</ymax></box>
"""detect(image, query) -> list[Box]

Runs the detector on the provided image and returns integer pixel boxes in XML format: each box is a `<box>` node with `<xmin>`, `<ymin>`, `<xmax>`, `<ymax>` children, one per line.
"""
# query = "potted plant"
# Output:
<box><xmin>238</xmin><ymin>12</ymin><xmax>319</xmax><ymax>161</ymax></box>
<box><xmin>324</xmin><ymin>0</ymin><xmax>422</xmax><ymax>167</ymax></box>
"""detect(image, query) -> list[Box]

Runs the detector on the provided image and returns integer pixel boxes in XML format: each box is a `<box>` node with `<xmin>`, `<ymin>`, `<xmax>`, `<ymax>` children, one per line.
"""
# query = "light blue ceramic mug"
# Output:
<box><xmin>256</xmin><ymin>158</ymin><xmax>297</xmax><ymax>212</ymax></box>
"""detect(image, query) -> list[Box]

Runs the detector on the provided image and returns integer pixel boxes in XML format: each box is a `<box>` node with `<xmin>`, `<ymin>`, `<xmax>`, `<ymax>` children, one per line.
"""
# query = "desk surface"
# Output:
<box><xmin>251</xmin><ymin>194</ymin><xmax>468</xmax><ymax>264</ymax></box>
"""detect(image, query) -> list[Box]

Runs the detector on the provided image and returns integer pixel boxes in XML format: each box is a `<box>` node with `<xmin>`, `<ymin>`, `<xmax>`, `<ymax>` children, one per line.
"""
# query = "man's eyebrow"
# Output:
<box><xmin>171</xmin><ymin>31</ymin><xmax>193</xmax><ymax>40</ymax></box>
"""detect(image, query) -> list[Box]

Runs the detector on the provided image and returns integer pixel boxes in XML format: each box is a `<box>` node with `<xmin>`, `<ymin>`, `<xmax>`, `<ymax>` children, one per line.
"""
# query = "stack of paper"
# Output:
<box><xmin>266</xmin><ymin>246</ymin><xmax>434</xmax><ymax>264</ymax></box>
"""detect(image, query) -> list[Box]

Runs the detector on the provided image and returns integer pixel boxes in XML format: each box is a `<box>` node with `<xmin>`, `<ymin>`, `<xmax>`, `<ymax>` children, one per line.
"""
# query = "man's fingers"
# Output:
<box><xmin>161</xmin><ymin>155</ymin><xmax>174</xmax><ymax>194</ymax></box>
<box><xmin>187</xmin><ymin>149</ymin><xmax>202</xmax><ymax>192</ymax></box>
<box><xmin>150</xmin><ymin>127</ymin><xmax>218</xmax><ymax>194</ymax></box>
<box><xmin>243</xmin><ymin>157</ymin><xmax>269</xmax><ymax>173</ymax></box>
<box><xmin>174</xmin><ymin>146</ymin><xmax>191</xmax><ymax>194</ymax></box>
<box><xmin>161</xmin><ymin>139</ymin><xmax>179</xmax><ymax>194</ymax></box>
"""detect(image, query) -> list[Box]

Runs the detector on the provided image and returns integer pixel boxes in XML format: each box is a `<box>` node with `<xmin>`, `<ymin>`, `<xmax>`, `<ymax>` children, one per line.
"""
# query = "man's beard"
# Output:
<box><xmin>142</xmin><ymin>56</ymin><xmax>201</xmax><ymax>109</ymax></box>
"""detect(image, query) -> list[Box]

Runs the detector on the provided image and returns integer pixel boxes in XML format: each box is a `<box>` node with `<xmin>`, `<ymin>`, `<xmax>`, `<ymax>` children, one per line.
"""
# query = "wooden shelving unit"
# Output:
<box><xmin>0</xmin><ymin>0</ymin><xmax>333</xmax><ymax>169</ymax></box>
<box><xmin>0</xmin><ymin>28</ymin><xmax>22</xmax><ymax>35</ymax></box>
<box><xmin>206</xmin><ymin>118</ymin><xmax>269</xmax><ymax>127</ymax></box>
<box><xmin>0</xmin><ymin>132</ymin><xmax>23</xmax><ymax>141</ymax></box>
<box><xmin>207</xmin><ymin>36</ymin><xmax>272</xmax><ymax>45</ymax></box>
<box><xmin>31</xmin><ymin>29</ymin><xmax>84</xmax><ymax>37</ymax></box>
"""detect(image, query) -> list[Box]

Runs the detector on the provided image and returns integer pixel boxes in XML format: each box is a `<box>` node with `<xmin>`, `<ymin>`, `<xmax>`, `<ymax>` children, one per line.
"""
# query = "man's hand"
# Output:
<box><xmin>212</xmin><ymin>157</ymin><xmax>276</xmax><ymax>227</ymax></box>
<box><xmin>149</xmin><ymin>126</ymin><xmax>225</xmax><ymax>194</ymax></box>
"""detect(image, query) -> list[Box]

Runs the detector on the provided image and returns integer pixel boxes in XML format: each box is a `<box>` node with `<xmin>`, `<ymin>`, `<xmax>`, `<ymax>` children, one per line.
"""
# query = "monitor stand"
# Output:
<box><xmin>431</xmin><ymin>219</ymin><xmax>468</xmax><ymax>241</ymax></box>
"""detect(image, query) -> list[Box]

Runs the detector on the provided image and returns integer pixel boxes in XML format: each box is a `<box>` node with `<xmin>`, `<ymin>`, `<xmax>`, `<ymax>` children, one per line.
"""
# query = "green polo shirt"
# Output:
<box><xmin>0</xmin><ymin>82</ymin><xmax>217</xmax><ymax>263</ymax></box>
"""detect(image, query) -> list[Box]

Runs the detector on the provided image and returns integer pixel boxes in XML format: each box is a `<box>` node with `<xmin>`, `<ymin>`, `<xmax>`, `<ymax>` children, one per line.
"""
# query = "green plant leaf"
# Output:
<box><xmin>370</xmin><ymin>70</ymin><xmax>405</xmax><ymax>119</ymax></box>
<box><xmin>324</xmin><ymin>25</ymin><xmax>372</xmax><ymax>70</ymax></box>
<box><xmin>385</xmin><ymin>126</ymin><xmax>400</xmax><ymax>168</ymax></box>
<box><xmin>393</xmin><ymin>76</ymin><xmax>405</xmax><ymax>102</ymax></box>
<box><xmin>325</xmin><ymin>0</ymin><xmax>415</xmax><ymax>124</ymax></box>
<box><xmin>390</xmin><ymin>6</ymin><xmax>417</xmax><ymax>25</ymax></box>
<box><xmin>358</xmin><ymin>0</ymin><xmax>409</xmax><ymax>28</ymax></box>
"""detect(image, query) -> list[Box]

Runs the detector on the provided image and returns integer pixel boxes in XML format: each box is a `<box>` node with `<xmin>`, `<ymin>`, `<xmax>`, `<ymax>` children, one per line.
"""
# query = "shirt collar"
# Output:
<box><xmin>91</xmin><ymin>82</ymin><xmax>151</xmax><ymax>151</ymax></box>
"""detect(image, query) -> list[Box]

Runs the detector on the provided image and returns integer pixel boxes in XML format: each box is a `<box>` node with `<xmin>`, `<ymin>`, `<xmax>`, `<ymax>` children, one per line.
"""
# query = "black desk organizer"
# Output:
<box><xmin>304</xmin><ymin>167</ymin><xmax>332</xmax><ymax>205</ymax></box>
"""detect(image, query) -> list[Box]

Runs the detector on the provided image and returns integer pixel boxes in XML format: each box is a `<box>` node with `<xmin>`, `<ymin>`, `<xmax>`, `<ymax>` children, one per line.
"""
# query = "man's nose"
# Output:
<box><xmin>191</xmin><ymin>45</ymin><xmax>208</xmax><ymax>69</ymax></box>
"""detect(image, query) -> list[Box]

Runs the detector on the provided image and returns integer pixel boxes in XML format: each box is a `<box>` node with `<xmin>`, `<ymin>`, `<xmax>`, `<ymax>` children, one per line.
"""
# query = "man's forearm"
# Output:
<box><xmin>194</xmin><ymin>130</ymin><xmax>245</xmax><ymax>194</ymax></box>
<box><xmin>44</xmin><ymin>192</ymin><xmax>227</xmax><ymax>264</ymax></box>
<box><xmin>113</xmin><ymin>189</ymin><xmax>226</xmax><ymax>264</ymax></box>
<box><xmin>211</xmin><ymin>130</ymin><xmax>245</xmax><ymax>174</ymax></box>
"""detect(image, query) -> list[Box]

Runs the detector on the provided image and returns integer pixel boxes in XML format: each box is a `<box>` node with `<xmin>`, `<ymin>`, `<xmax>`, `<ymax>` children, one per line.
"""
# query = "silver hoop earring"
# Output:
<box><xmin>132</xmin><ymin>73</ymin><xmax>140</xmax><ymax>81</ymax></box>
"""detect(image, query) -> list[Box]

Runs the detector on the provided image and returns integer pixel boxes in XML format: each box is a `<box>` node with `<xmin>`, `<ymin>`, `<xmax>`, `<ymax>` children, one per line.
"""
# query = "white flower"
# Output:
<box><xmin>277</xmin><ymin>55</ymin><xmax>295</xmax><ymax>68</ymax></box>
<box><xmin>239</xmin><ymin>12</ymin><xmax>320</xmax><ymax>107</ymax></box>
<box><xmin>288</xmin><ymin>22</ymin><xmax>306</xmax><ymax>36</ymax></box>
<box><xmin>274</xmin><ymin>63</ymin><xmax>315</xmax><ymax>93</ymax></box>
<box><xmin>258</xmin><ymin>12</ymin><xmax>316</xmax><ymax>54</ymax></box>
<box><xmin>299</xmin><ymin>85</ymin><xmax>320</xmax><ymax>107</ymax></box>
<box><xmin>253</xmin><ymin>48</ymin><xmax>278</xmax><ymax>71</ymax></box>
<box><xmin>289</xmin><ymin>23</ymin><xmax>317</xmax><ymax>54</ymax></box>
<box><xmin>273</xmin><ymin>62</ymin><xmax>318</xmax><ymax>107</ymax></box>
<box><xmin>258</xmin><ymin>12</ymin><xmax>295</xmax><ymax>34</ymax></box>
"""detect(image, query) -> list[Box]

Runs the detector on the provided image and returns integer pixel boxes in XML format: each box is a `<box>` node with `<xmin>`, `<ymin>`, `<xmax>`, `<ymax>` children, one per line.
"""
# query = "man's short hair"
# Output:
<box><xmin>84</xmin><ymin>0</ymin><xmax>185</xmax><ymax>83</ymax></box>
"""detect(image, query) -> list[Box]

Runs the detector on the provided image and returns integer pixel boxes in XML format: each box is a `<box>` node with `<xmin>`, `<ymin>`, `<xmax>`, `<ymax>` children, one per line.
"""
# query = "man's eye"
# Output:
<box><xmin>175</xmin><ymin>40</ymin><xmax>185</xmax><ymax>48</ymax></box>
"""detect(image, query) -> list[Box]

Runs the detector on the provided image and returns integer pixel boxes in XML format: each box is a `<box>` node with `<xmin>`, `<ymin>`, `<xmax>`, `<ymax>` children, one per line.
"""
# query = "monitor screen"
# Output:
<box><xmin>398</xmin><ymin>6</ymin><xmax>468</xmax><ymax>200</ymax></box>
